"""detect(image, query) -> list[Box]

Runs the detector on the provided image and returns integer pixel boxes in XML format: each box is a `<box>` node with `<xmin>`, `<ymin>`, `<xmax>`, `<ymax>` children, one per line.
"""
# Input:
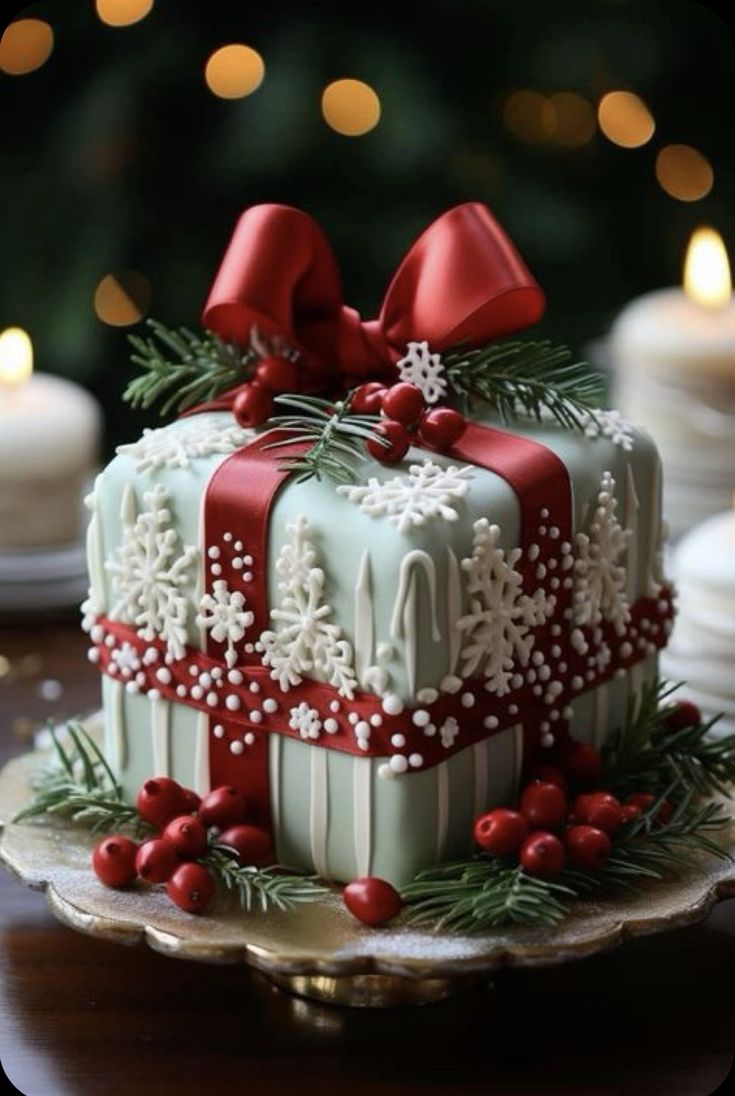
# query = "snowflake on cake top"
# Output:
<box><xmin>573</xmin><ymin>471</ymin><xmax>631</xmax><ymax>635</ymax></box>
<box><xmin>196</xmin><ymin>580</ymin><xmax>254</xmax><ymax>669</ymax></box>
<box><xmin>117</xmin><ymin>414</ymin><xmax>253</xmax><ymax>473</ymax></box>
<box><xmin>106</xmin><ymin>484</ymin><xmax>197</xmax><ymax>661</ymax></box>
<box><xmin>457</xmin><ymin>520</ymin><xmax>553</xmax><ymax>696</ymax></box>
<box><xmin>580</xmin><ymin>409</ymin><xmax>635</xmax><ymax>452</ymax></box>
<box><xmin>396</xmin><ymin>341</ymin><xmax>447</xmax><ymax>404</ymax></box>
<box><xmin>288</xmin><ymin>702</ymin><xmax>322</xmax><ymax>740</ymax></box>
<box><xmin>258</xmin><ymin>515</ymin><xmax>357</xmax><ymax>698</ymax></box>
<box><xmin>337</xmin><ymin>461</ymin><xmax>473</xmax><ymax>534</ymax></box>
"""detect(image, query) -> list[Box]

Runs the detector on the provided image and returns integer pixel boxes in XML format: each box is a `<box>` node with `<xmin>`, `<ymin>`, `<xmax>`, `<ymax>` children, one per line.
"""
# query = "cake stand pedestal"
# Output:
<box><xmin>2</xmin><ymin>718</ymin><xmax>735</xmax><ymax>1009</ymax></box>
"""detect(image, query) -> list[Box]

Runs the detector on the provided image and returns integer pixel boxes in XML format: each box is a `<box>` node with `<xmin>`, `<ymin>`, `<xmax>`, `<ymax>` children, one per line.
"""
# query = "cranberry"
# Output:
<box><xmin>418</xmin><ymin>407</ymin><xmax>467</xmax><ymax>451</ymax></box>
<box><xmin>167</xmin><ymin>862</ymin><xmax>216</xmax><ymax>914</ymax></box>
<box><xmin>232</xmin><ymin>383</ymin><xmax>273</xmax><ymax>428</ymax></box>
<box><xmin>162</xmin><ymin>815</ymin><xmax>208</xmax><ymax>859</ymax></box>
<box><xmin>351</xmin><ymin>382</ymin><xmax>386</xmax><ymax>415</ymax></box>
<box><xmin>343</xmin><ymin>877</ymin><xmax>403</xmax><ymax>926</ymax></box>
<box><xmin>381</xmin><ymin>383</ymin><xmax>425</xmax><ymax>428</ymax></box>
<box><xmin>473</xmin><ymin>808</ymin><xmax>529</xmax><ymax>857</ymax></box>
<box><xmin>92</xmin><ymin>835</ymin><xmax>138</xmax><ymax>888</ymax></box>
<box><xmin>519</xmin><ymin>832</ymin><xmax>566</xmax><ymax>878</ymax></box>
<box><xmin>519</xmin><ymin>781</ymin><xmax>568</xmax><ymax>830</ymax></box>
<box><xmin>366</xmin><ymin>420</ymin><xmax>410</xmax><ymax>463</ymax></box>
<box><xmin>564</xmin><ymin>825</ymin><xmax>612</xmax><ymax>870</ymax></box>
<box><xmin>198</xmin><ymin>786</ymin><xmax>249</xmax><ymax>830</ymax></box>
<box><xmin>620</xmin><ymin>803</ymin><xmax>642</xmax><ymax>824</ymax></box>
<box><xmin>217</xmin><ymin>824</ymin><xmax>272</xmax><ymax>867</ymax></box>
<box><xmin>254</xmin><ymin>355</ymin><xmax>298</xmax><ymax>393</ymax></box>
<box><xmin>560</xmin><ymin>741</ymin><xmax>603</xmax><ymax>785</ymax></box>
<box><xmin>181</xmin><ymin>788</ymin><xmax>202</xmax><ymax>814</ymax></box>
<box><xmin>626</xmin><ymin>792</ymin><xmax>671</xmax><ymax>824</ymax></box>
<box><xmin>135</xmin><ymin>838</ymin><xmax>178</xmax><ymax>883</ymax></box>
<box><xmin>527</xmin><ymin>764</ymin><xmax>569</xmax><ymax>794</ymax></box>
<box><xmin>662</xmin><ymin>699</ymin><xmax>701</xmax><ymax>734</ymax></box>
<box><xmin>136</xmin><ymin>777</ymin><xmax>188</xmax><ymax>829</ymax></box>
<box><xmin>573</xmin><ymin>792</ymin><xmax>623</xmax><ymax>836</ymax></box>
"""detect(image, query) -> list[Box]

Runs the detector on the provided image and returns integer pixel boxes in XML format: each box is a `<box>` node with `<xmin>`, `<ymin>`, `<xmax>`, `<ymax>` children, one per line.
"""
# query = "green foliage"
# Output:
<box><xmin>206</xmin><ymin>846</ymin><xmax>327</xmax><ymax>913</ymax></box>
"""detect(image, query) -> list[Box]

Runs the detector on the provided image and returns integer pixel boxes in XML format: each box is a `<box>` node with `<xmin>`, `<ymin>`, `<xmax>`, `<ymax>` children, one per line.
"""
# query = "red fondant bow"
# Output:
<box><xmin>202</xmin><ymin>202</ymin><xmax>545</xmax><ymax>386</ymax></box>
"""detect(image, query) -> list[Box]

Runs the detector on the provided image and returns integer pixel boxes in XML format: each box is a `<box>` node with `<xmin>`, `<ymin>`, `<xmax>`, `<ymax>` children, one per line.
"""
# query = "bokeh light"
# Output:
<box><xmin>656</xmin><ymin>144</ymin><xmax>713</xmax><ymax>202</ymax></box>
<box><xmin>95</xmin><ymin>0</ymin><xmax>154</xmax><ymax>28</ymax></box>
<box><xmin>597</xmin><ymin>91</ymin><xmax>655</xmax><ymax>148</ymax></box>
<box><xmin>0</xmin><ymin>19</ymin><xmax>54</xmax><ymax>76</ymax></box>
<box><xmin>94</xmin><ymin>271</ymin><xmax>151</xmax><ymax>326</ymax></box>
<box><xmin>503</xmin><ymin>90</ymin><xmax>553</xmax><ymax>144</ymax></box>
<box><xmin>205</xmin><ymin>44</ymin><xmax>265</xmax><ymax>99</ymax></box>
<box><xmin>321</xmin><ymin>79</ymin><xmax>381</xmax><ymax>136</ymax></box>
<box><xmin>547</xmin><ymin>92</ymin><xmax>596</xmax><ymax>148</ymax></box>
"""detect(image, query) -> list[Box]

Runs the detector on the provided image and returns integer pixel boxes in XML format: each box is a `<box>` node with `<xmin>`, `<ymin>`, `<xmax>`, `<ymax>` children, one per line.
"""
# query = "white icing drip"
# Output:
<box><xmin>472</xmin><ymin>739</ymin><xmax>489</xmax><ymax>820</ymax></box>
<box><xmin>354</xmin><ymin>551</ymin><xmax>374</xmax><ymax>687</ymax></box>
<box><xmin>352</xmin><ymin>757</ymin><xmax>373</xmax><ymax>877</ymax></box>
<box><xmin>151</xmin><ymin>695</ymin><xmax>171</xmax><ymax>776</ymax></box>
<box><xmin>625</xmin><ymin>463</ymin><xmax>640</xmax><ymax>602</ymax></box>
<box><xmin>390</xmin><ymin>550</ymin><xmax>442</xmax><ymax>645</ymax></box>
<box><xmin>446</xmin><ymin>547</ymin><xmax>462</xmax><ymax>677</ymax></box>
<box><xmin>309</xmin><ymin>747</ymin><xmax>329</xmax><ymax>877</ymax></box>
<box><xmin>109</xmin><ymin>679</ymin><xmax>126</xmax><ymax>771</ymax></box>
<box><xmin>593</xmin><ymin>683</ymin><xmax>608</xmax><ymax>750</ymax></box>
<box><xmin>436</xmin><ymin>761</ymin><xmax>450</xmax><ymax>860</ymax></box>
<box><xmin>193</xmin><ymin>710</ymin><xmax>210</xmax><ymax>795</ymax></box>
<box><xmin>270</xmin><ymin>734</ymin><xmax>281</xmax><ymax>862</ymax></box>
<box><xmin>85</xmin><ymin>483</ymin><xmax>107</xmax><ymax>616</ymax></box>
<box><xmin>403</xmin><ymin>571</ymin><xmax>419</xmax><ymax>697</ymax></box>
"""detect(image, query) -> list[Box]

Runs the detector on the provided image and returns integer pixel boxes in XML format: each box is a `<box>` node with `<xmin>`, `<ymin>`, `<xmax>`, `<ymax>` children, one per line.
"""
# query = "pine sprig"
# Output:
<box><xmin>602</xmin><ymin>680</ymin><xmax>735</xmax><ymax>800</ymax></box>
<box><xmin>443</xmin><ymin>339</ymin><xmax>604</xmax><ymax>432</ymax></box>
<box><xmin>206</xmin><ymin>846</ymin><xmax>327</xmax><ymax>913</ymax></box>
<box><xmin>263</xmin><ymin>391</ymin><xmax>385</xmax><ymax>485</ymax></box>
<box><xmin>124</xmin><ymin>319</ymin><xmax>254</xmax><ymax>416</ymax></box>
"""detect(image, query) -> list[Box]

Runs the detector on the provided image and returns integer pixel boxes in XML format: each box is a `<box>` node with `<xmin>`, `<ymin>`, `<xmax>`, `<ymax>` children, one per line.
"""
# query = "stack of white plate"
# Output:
<box><xmin>0</xmin><ymin>541</ymin><xmax>88</xmax><ymax>612</ymax></box>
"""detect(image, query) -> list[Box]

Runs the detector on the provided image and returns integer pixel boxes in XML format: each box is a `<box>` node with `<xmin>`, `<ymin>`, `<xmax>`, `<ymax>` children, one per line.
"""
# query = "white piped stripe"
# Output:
<box><xmin>352</xmin><ymin>757</ymin><xmax>373</xmax><ymax>877</ymax></box>
<box><xmin>151</xmin><ymin>695</ymin><xmax>171</xmax><ymax>776</ymax></box>
<box><xmin>309</xmin><ymin>747</ymin><xmax>329</xmax><ymax>877</ymax></box>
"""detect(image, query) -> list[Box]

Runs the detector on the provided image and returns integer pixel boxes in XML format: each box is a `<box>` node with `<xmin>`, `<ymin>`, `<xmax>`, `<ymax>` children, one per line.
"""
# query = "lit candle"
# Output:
<box><xmin>0</xmin><ymin>328</ymin><xmax>101</xmax><ymax>551</ymax></box>
<box><xmin>611</xmin><ymin>229</ymin><xmax>735</xmax><ymax>541</ymax></box>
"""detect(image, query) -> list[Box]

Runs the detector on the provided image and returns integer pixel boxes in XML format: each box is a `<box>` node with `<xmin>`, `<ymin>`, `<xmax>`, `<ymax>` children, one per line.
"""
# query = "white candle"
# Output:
<box><xmin>612</xmin><ymin>229</ymin><xmax>735</xmax><ymax>541</ymax></box>
<box><xmin>0</xmin><ymin>328</ymin><xmax>101</xmax><ymax>551</ymax></box>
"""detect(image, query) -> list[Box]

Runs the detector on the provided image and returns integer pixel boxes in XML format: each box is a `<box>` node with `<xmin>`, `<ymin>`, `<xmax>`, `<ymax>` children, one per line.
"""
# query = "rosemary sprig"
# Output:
<box><xmin>206</xmin><ymin>845</ymin><xmax>328</xmax><ymax>913</ymax></box>
<box><xmin>263</xmin><ymin>391</ymin><xmax>385</xmax><ymax>485</ymax></box>
<box><xmin>124</xmin><ymin>319</ymin><xmax>254</xmax><ymax>416</ymax></box>
<box><xmin>443</xmin><ymin>339</ymin><xmax>604</xmax><ymax>432</ymax></box>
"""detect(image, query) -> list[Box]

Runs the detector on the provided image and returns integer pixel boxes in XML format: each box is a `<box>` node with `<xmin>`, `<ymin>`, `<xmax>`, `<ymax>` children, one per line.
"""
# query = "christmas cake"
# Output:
<box><xmin>81</xmin><ymin>203</ymin><xmax>674</xmax><ymax>887</ymax></box>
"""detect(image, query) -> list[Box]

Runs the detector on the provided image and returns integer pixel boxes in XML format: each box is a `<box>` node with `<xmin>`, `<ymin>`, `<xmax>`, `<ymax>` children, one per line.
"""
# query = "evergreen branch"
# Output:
<box><xmin>206</xmin><ymin>846</ymin><xmax>327</xmax><ymax>913</ymax></box>
<box><xmin>124</xmin><ymin>319</ymin><xmax>254</xmax><ymax>416</ymax></box>
<box><xmin>443</xmin><ymin>339</ymin><xmax>604</xmax><ymax>432</ymax></box>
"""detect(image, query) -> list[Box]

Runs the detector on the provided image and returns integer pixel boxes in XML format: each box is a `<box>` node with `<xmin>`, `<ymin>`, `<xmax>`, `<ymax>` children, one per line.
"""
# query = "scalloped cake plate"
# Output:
<box><xmin>2</xmin><ymin>715</ymin><xmax>735</xmax><ymax>1007</ymax></box>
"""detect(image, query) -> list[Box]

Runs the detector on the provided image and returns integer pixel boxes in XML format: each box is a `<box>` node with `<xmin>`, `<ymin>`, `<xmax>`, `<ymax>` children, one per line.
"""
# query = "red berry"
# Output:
<box><xmin>351</xmin><ymin>382</ymin><xmax>386</xmax><ymax>415</ymax></box>
<box><xmin>418</xmin><ymin>407</ymin><xmax>467</xmax><ymax>451</ymax></box>
<box><xmin>232</xmin><ymin>384</ymin><xmax>273</xmax><ymax>428</ymax></box>
<box><xmin>254</xmin><ymin>355</ymin><xmax>298</xmax><ymax>393</ymax></box>
<box><xmin>519</xmin><ymin>781</ymin><xmax>568</xmax><ymax>830</ymax></box>
<box><xmin>560</xmin><ymin>741</ymin><xmax>603</xmax><ymax>785</ymax></box>
<box><xmin>519</xmin><ymin>832</ymin><xmax>566</xmax><ymax>877</ymax></box>
<box><xmin>473</xmin><ymin>808</ymin><xmax>529</xmax><ymax>856</ymax></box>
<box><xmin>217</xmin><ymin>824</ymin><xmax>272</xmax><ymax>867</ymax></box>
<box><xmin>92</xmin><ymin>835</ymin><xmax>138</xmax><ymax>888</ymax></box>
<box><xmin>573</xmin><ymin>792</ymin><xmax>623</xmax><ymax>836</ymax></box>
<box><xmin>198</xmin><ymin>786</ymin><xmax>249</xmax><ymax>830</ymax></box>
<box><xmin>527</xmin><ymin>764</ymin><xmax>568</xmax><ymax>794</ymax></box>
<box><xmin>381</xmin><ymin>382</ymin><xmax>425</xmax><ymax>428</ymax></box>
<box><xmin>620</xmin><ymin>803</ymin><xmax>642</xmax><ymax>824</ymax></box>
<box><xmin>135</xmin><ymin>838</ymin><xmax>178</xmax><ymax>883</ymax></box>
<box><xmin>366</xmin><ymin>420</ymin><xmax>410</xmax><ymax>463</ymax></box>
<box><xmin>167</xmin><ymin>862</ymin><xmax>216</xmax><ymax>914</ymax></box>
<box><xmin>626</xmin><ymin>792</ymin><xmax>671</xmax><ymax>824</ymax></box>
<box><xmin>662</xmin><ymin>699</ymin><xmax>701</xmax><ymax>734</ymax></box>
<box><xmin>343</xmin><ymin>877</ymin><xmax>403</xmax><ymax>927</ymax></box>
<box><xmin>136</xmin><ymin>777</ymin><xmax>188</xmax><ymax>829</ymax></box>
<box><xmin>565</xmin><ymin>825</ymin><xmax>612</xmax><ymax>870</ymax></box>
<box><xmin>181</xmin><ymin>788</ymin><xmax>202</xmax><ymax>814</ymax></box>
<box><xmin>162</xmin><ymin>815</ymin><xmax>208</xmax><ymax>859</ymax></box>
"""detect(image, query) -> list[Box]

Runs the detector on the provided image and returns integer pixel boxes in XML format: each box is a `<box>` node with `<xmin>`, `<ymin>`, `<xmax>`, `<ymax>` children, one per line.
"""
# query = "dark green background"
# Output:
<box><xmin>1</xmin><ymin>0</ymin><xmax>733</xmax><ymax>451</ymax></box>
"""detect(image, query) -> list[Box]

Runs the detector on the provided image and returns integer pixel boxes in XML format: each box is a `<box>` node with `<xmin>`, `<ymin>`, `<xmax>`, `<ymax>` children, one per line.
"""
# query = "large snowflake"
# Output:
<box><xmin>196</xmin><ymin>580</ymin><xmax>254</xmax><ymax>668</ymax></box>
<box><xmin>457</xmin><ymin>520</ymin><xmax>553</xmax><ymax>696</ymax></box>
<box><xmin>580</xmin><ymin>409</ymin><xmax>635</xmax><ymax>452</ymax></box>
<box><xmin>337</xmin><ymin>461</ymin><xmax>473</xmax><ymax>534</ymax></box>
<box><xmin>573</xmin><ymin>471</ymin><xmax>631</xmax><ymax>635</ymax></box>
<box><xmin>258</xmin><ymin>515</ymin><xmax>357</xmax><ymax>698</ymax></box>
<box><xmin>106</xmin><ymin>485</ymin><xmax>197</xmax><ymax>660</ymax></box>
<box><xmin>117</xmin><ymin>414</ymin><xmax>253</xmax><ymax>473</ymax></box>
<box><xmin>396</xmin><ymin>341</ymin><xmax>447</xmax><ymax>404</ymax></box>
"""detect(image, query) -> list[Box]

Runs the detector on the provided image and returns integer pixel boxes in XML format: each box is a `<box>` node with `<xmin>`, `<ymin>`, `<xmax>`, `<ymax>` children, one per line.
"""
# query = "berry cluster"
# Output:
<box><xmin>473</xmin><ymin>735</ymin><xmax>676</xmax><ymax>879</ymax></box>
<box><xmin>91</xmin><ymin>777</ymin><xmax>271</xmax><ymax>914</ymax></box>
<box><xmin>232</xmin><ymin>355</ymin><xmax>298</xmax><ymax>428</ymax></box>
<box><xmin>352</xmin><ymin>381</ymin><xmax>467</xmax><ymax>463</ymax></box>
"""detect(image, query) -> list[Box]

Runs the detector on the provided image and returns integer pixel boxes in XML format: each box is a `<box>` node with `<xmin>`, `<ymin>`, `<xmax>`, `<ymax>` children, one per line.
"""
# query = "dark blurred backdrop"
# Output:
<box><xmin>1</xmin><ymin>0</ymin><xmax>733</xmax><ymax>452</ymax></box>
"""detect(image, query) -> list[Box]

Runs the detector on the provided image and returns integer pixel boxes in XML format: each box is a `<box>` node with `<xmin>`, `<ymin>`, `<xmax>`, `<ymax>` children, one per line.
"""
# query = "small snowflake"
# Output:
<box><xmin>439</xmin><ymin>716</ymin><xmax>459</xmax><ymax>749</ymax></box>
<box><xmin>106</xmin><ymin>485</ymin><xmax>197</xmax><ymax>661</ymax></box>
<box><xmin>396</xmin><ymin>341</ymin><xmax>447</xmax><ymax>404</ymax></box>
<box><xmin>111</xmin><ymin>642</ymin><xmax>141</xmax><ymax>679</ymax></box>
<box><xmin>196</xmin><ymin>580</ymin><xmax>254</xmax><ymax>669</ymax></box>
<box><xmin>117</xmin><ymin>413</ymin><xmax>253</xmax><ymax>473</ymax></box>
<box><xmin>457</xmin><ymin>520</ymin><xmax>554</xmax><ymax>696</ymax></box>
<box><xmin>573</xmin><ymin>471</ymin><xmax>631</xmax><ymax>636</ymax></box>
<box><xmin>580</xmin><ymin>409</ymin><xmax>635</xmax><ymax>452</ymax></box>
<box><xmin>337</xmin><ymin>461</ymin><xmax>473</xmax><ymax>534</ymax></box>
<box><xmin>289</xmin><ymin>702</ymin><xmax>322</xmax><ymax>740</ymax></box>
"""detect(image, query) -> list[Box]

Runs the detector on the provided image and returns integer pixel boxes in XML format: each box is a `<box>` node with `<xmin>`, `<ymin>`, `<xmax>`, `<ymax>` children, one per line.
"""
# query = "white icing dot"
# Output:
<box><xmin>558</xmin><ymin>662</ymin><xmax>567</xmax><ymax>673</ymax></box>
<box><xmin>508</xmin><ymin>703</ymin><xmax>519</xmax><ymax>716</ymax></box>
<box><xmin>330</xmin><ymin>700</ymin><xmax>341</xmax><ymax>713</ymax></box>
<box><xmin>550</xmin><ymin>623</ymin><xmax>562</xmax><ymax>637</ymax></box>
<box><xmin>136</xmin><ymin>672</ymin><xmax>146</xmax><ymax>686</ymax></box>
<box><xmin>243</xmin><ymin>572</ymin><xmax>253</xmax><ymax>583</ymax></box>
<box><xmin>535</xmin><ymin>564</ymin><xmax>547</xmax><ymax>580</ymax></box>
<box><xmin>440</xmin><ymin>674</ymin><xmax>462</xmax><ymax>694</ymax></box>
<box><xmin>571</xmin><ymin>675</ymin><xmax>584</xmax><ymax>690</ymax></box>
<box><xmin>533</xmin><ymin>685</ymin><xmax>543</xmax><ymax>696</ymax></box>
<box><xmin>382</xmin><ymin>694</ymin><xmax>404</xmax><ymax>716</ymax></box>
<box><xmin>563</xmin><ymin>577</ymin><xmax>573</xmax><ymax>589</ymax></box>
<box><xmin>90</xmin><ymin>624</ymin><xmax>104</xmax><ymax>644</ymax></box>
<box><xmin>389</xmin><ymin>755</ymin><xmax>408</xmax><ymax>774</ymax></box>
<box><xmin>243</xmin><ymin>554</ymin><xmax>253</xmax><ymax>566</ymax></box>
<box><xmin>527</xmin><ymin>543</ymin><xmax>540</xmax><ymax>562</ymax></box>
<box><xmin>409</xmin><ymin>753</ymin><xmax>424</xmax><ymax>768</ymax></box>
<box><xmin>208</xmin><ymin>546</ymin><xmax>220</xmax><ymax>560</ymax></box>
<box><xmin>511</xmin><ymin>673</ymin><xmax>524</xmax><ymax>689</ymax></box>
<box><xmin>230</xmin><ymin>740</ymin><xmax>244</xmax><ymax>755</ymax></box>
<box><xmin>190</xmin><ymin>685</ymin><xmax>204</xmax><ymax>700</ymax></box>
<box><xmin>200</xmin><ymin>673</ymin><xmax>212</xmax><ymax>689</ymax></box>
<box><xmin>249</xmin><ymin>681</ymin><xmax>261</xmax><ymax>694</ymax></box>
<box><xmin>211</xmin><ymin>563</ymin><xmax>222</xmax><ymax>576</ymax></box>
<box><xmin>348</xmin><ymin>712</ymin><xmax>359</xmax><ymax>726</ymax></box>
<box><xmin>227</xmin><ymin>669</ymin><xmax>243</xmax><ymax>685</ymax></box>
<box><xmin>484</xmin><ymin>715</ymin><xmax>499</xmax><ymax>730</ymax></box>
<box><xmin>412</xmin><ymin>708</ymin><xmax>431</xmax><ymax>727</ymax></box>
<box><xmin>148</xmin><ymin>688</ymin><xmax>161</xmax><ymax>700</ymax></box>
<box><xmin>324</xmin><ymin>718</ymin><xmax>339</xmax><ymax>734</ymax></box>
<box><xmin>461</xmin><ymin>692</ymin><xmax>475</xmax><ymax>708</ymax></box>
<box><xmin>532</xmin><ymin>651</ymin><xmax>544</xmax><ymax>667</ymax></box>
<box><xmin>355</xmin><ymin>721</ymin><xmax>371</xmax><ymax>738</ymax></box>
<box><xmin>223</xmin><ymin>532</ymin><xmax>233</xmax><ymax>542</ymax></box>
<box><xmin>391</xmin><ymin>733</ymin><xmax>407</xmax><ymax>748</ymax></box>
<box><xmin>549</xmin><ymin>526</ymin><xmax>560</xmax><ymax>539</ymax></box>
<box><xmin>416</xmin><ymin>687</ymin><xmax>439</xmax><ymax>705</ymax></box>
<box><xmin>263</xmin><ymin>698</ymin><xmax>278</xmax><ymax>714</ymax></box>
<box><xmin>176</xmin><ymin>685</ymin><xmax>188</xmax><ymax>698</ymax></box>
<box><xmin>423</xmin><ymin>723</ymin><xmax>437</xmax><ymax>737</ymax></box>
<box><xmin>550</xmin><ymin>709</ymin><xmax>560</xmax><ymax>722</ymax></box>
<box><xmin>211</xmin><ymin>667</ymin><xmax>223</xmax><ymax>680</ymax></box>
<box><xmin>156</xmin><ymin>667</ymin><xmax>172</xmax><ymax>685</ymax></box>
<box><xmin>125</xmin><ymin>682</ymin><xmax>139</xmax><ymax>694</ymax></box>
<box><xmin>87</xmin><ymin>648</ymin><xmax>100</xmax><ymax>664</ymax></box>
<box><xmin>540</xmin><ymin>720</ymin><xmax>550</xmax><ymax>732</ymax></box>
<box><xmin>207</xmin><ymin>692</ymin><xmax>218</xmax><ymax>707</ymax></box>
<box><xmin>526</xmin><ymin>669</ymin><xmax>537</xmax><ymax>684</ymax></box>
<box><xmin>226</xmin><ymin>694</ymin><xmax>241</xmax><ymax>711</ymax></box>
<box><xmin>105</xmin><ymin>635</ymin><xmax>115</xmax><ymax>649</ymax></box>
<box><xmin>620</xmin><ymin>642</ymin><xmax>633</xmax><ymax>659</ymax></box>
<box><xmin>357</xmin><ymin>737</ymin><xmax>370</xmax><ymax>752</ymax></box>
<box><xmin>244</xmin><ymin>732</ymin><xmax>256</xmax><ymax>745</ymax></box>
<box><xmin>539</xmin><ymin>525</ymin><xmax>548</xmax><ymax>536</ymax></box>
<box><xmin>249</xmin><ymin>710</ymin><xmax>263</xmax><ymax>723</ymax></box>
<box><xmin>561</xmin><ymin>541</ymin><xmax>571</xmax><ymax>555</ymax></box>
<box><xmin>234</xmin><ymin>540</ymin><xmax>243</xmax><ymax>552</ymax></box>
<box><xmin>548</xmin><ymin>558</ymin><xmax>557</xmax><ymax>571</ymax></box>
<box><xmin>213</xmin><ymin>724</ymin><xmax>225</xmax><ymax>738</ymax></box>
<box><xmin>541</xmin><ymin>733</ymin><xmax>555</xmax><ymax>749</ymax></box>
<box><xmin>189</xmin><ymin>665</ymin><xmax>199</xmax><ymax>677</ymax></box>
<box><xmin>369</xmin><ymin>713</ymin><xmax>383</xmax><ymax>727</ymax></box>
<box><xmin>586</xmin><ymin>670</ymin><xmax>595</xmax><ymax>681</ymax></box>
<box><xmin>540</xmin><ymin>507</ymin><xmax>550</xmax><ymax>519</ymax></box>
<box><xmin>233</xmin><ymin>559</ymin><xmax>243</xmax><ymax>570</ymax></box>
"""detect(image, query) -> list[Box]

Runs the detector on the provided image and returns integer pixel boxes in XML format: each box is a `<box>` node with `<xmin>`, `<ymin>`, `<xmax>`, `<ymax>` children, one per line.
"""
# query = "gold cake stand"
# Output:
<box><xmin>2</xmin><ymin>717</ymin><xmax>735</xmax><ymax>1008</ymax></box>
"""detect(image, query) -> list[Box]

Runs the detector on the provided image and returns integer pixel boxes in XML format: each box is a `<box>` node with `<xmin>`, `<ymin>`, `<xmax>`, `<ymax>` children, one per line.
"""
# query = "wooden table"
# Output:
<box><xmin>1</xmin><ymin>618</ymin><xmax>733</xmax><ymax>1096</ymax></box>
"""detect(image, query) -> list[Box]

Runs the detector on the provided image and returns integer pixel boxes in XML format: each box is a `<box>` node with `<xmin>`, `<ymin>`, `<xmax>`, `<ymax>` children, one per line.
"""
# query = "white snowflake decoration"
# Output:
<box><xmin>289</xmin><ymin>702</ymin><xmax>322</xmax><ymax>740</ymax></box>
<box><xmin>573</xmin><ymin>471</ymin><xmax>631</xmax><ymax>636</ymax></box>
<box><xmin>457</xmin><ymin>520</ymin><xmax>553</xmax><ymax>696</ymax></box>
<box><xmin>580</xmin><ymin>409</ymin><xmax>635</xmax><ymax>452</ymax></box>
<box><xmin>440</xmin><ymin>716</ymin><xmax>459</xmax><ymax>749</ymax></box>
<box><xmin>117</xmin><ymin>414</ymin><xmax>253</xmax><ymax>473</ymax></box>
<box><xmin>337</xmin><ymin>461</ymin><xmax>473</xmax><ymax>534</ymax></box>
<box><xmin>111</xmin><ymin>642</ymin><xmax>141</xmax><ymax>678</ymax></box>
<box><xmin>106</xmin><ymin>485</ymin><xmax>197</xmax><ymax>661</ymax></box>
<box><xmin>259</xmin><ymin>515</ymin><xmax>357</xmax><ymax>698</ymax></box>
<box><xmin>396</xmin><ymin>341</ymin><xmax>447</xmax><ymax>404</ymax></box>
<box><xmin>196</xmin><ymin>580</ymin><xmax>254</xmax><ymax>669</ymax></box>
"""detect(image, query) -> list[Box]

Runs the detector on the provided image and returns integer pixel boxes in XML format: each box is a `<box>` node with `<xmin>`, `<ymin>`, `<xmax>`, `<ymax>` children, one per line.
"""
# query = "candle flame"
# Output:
<box><xmin>0</xmin><ymin>327</ymin><xmax>33</xmax><ymax>388</ymax></box>
<box><xmin>684</xmin><ymin>227</ymin><xmax>731</xmax><ymax>309</ymax></box>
